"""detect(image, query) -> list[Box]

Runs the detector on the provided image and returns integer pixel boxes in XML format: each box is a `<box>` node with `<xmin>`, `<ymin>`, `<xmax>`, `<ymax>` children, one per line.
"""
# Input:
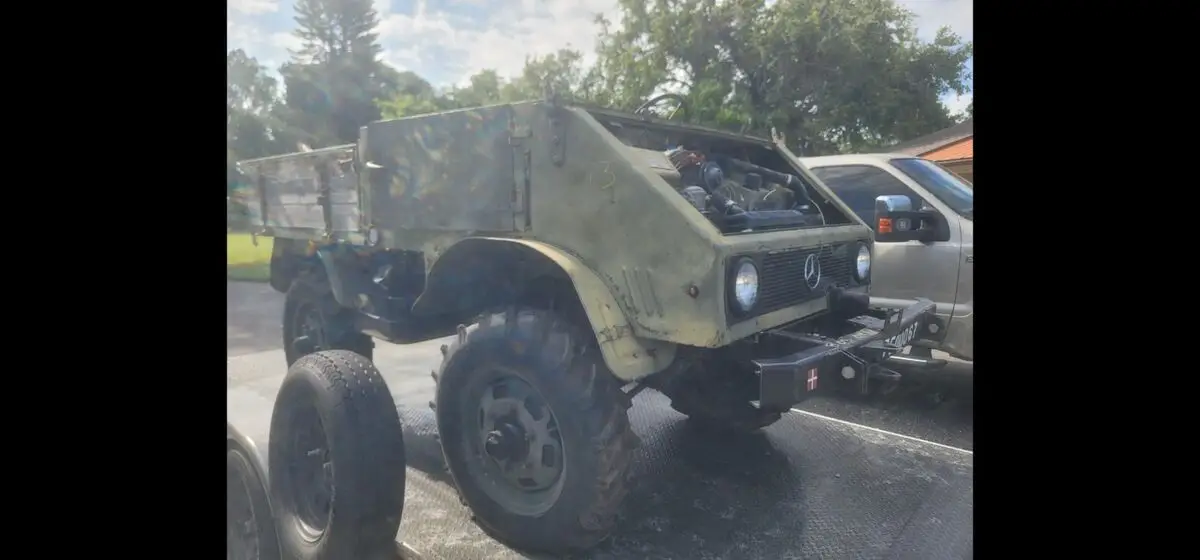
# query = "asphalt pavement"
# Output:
<box><xmin>227</xmin><ymin>281</ymin><xmax>973</xmax><ymax>450</ymax></box>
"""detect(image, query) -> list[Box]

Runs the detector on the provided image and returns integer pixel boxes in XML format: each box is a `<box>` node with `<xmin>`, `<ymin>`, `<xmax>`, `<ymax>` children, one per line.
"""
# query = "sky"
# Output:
<box><xmin>227</xmin><ymin>0</ymin><xmax>973</xmax><ymax>114</ymax></box>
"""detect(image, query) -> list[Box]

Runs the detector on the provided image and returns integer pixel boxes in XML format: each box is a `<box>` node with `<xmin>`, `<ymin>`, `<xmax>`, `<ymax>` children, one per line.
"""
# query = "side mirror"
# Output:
<box><xmin>874</xmin><ymin>195</ymin><xmax>941</xmax><ymax>243</ymax></box>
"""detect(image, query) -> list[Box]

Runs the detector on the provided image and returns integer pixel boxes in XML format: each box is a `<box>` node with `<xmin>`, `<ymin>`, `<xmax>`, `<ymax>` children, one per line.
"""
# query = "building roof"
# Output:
<box><xmin>923</xmin><ymin>137</ymin><xmax>972</xmax><ymax>162</ymax></box>
<box><xmin>889</xmin><ymin>118</ymin><xmax>973</xmax><ymax>156</ymax></box>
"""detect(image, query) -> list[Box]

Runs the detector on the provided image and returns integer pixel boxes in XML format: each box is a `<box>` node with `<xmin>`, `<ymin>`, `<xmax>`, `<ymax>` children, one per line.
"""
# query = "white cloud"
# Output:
<box><xmin>368</xmin><ymin>0</ymin><xmax>971</xmax><ymax>91</ymax></box>
<box><xmin>227</xmin><ymin>18</ymin><xmax>260</xmax><ymax>53</ymax></box>
<box><xmin>897</xmin><ymin>0</ymin><xmax>973</xmax><ymax>41</ymax></box>
<box><xmin>229</xmin><ymin>0</ymin><xmax>972</xmax><ymax>105</ymax></box>
<box><xmin>269</xmin><ymin>31</ymin><xmax>302</xmax><ymax>53</ymax></box>
<box><xmin>943</xmin><ymin>92</ymin><xmax>971</xmax><ymax>115</ymax></box>
<box><xmin>374</xmin><ymin>0</ymin><xmax>616</xmax><ymax>85</ymax></box>
<box><xmin>228</xmin><ymin>0</ymin><xmax>280</xmax><ymax>16</ymax></box>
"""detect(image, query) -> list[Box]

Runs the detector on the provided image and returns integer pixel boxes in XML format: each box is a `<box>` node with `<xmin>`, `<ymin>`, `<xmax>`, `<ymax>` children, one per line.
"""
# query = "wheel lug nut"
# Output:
<box><xmin>484</xmin><ymin>430</ymin><xmax>505</xmax><ymax>458</ymax></box>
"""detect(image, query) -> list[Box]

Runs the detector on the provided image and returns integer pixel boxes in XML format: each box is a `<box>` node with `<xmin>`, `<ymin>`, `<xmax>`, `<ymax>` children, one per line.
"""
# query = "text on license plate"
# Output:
<box><xmin>885</xmin><ymin>322</ymin><xmax>920</xmax><ymax>349</ymax></box>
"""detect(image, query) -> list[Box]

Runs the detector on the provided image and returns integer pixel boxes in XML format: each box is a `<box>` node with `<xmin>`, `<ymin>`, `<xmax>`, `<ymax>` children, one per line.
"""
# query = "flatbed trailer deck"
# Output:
<box><xmin>228</xmin><ymin>340</ymin><xmax>973</xmax><ymax>560</ymax></box>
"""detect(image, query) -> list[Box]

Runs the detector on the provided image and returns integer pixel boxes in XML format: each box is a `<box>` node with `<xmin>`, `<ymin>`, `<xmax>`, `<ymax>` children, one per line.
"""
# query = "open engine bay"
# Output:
<box><xmin>587</xmin><ymin>107</ymin><xmax>854</xmax><ymax>234</ymax></box>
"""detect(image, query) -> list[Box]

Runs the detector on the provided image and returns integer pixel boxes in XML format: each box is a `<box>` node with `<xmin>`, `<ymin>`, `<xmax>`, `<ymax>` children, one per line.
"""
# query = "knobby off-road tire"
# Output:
<box><xmin>434</xmin><ymin>307</ymin><xmax>640</xmax><ymax>554</ymax></box>
<box><xmin>667</xmin><ymin>364</ymin><xmax>783</xmax><ymax>434</ymax></box>
<box><xmin>227</xmin><ymin>443</ymin><xmax>281</xmax><ymax>560</ymax></box>
<box><xmin>269</xmin><ymin>351</ymin><xmax>406</xmax><ymax>560</ymax></box>
<box><xmin>282</xmin><ymin>275</ymin><xmax>374</xmax><ymax>367</ymax></box>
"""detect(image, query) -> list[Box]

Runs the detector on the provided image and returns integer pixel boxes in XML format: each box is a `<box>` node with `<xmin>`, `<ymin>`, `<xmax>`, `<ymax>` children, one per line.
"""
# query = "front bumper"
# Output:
<box><xmin>751</xmin><ymin>298</ymin><xmax>937</xmax><ymax>410</ymax></box>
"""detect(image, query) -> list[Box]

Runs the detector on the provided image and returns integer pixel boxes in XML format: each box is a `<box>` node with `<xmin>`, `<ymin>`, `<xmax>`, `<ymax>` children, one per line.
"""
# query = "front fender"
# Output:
<box><xmin>414</xmin><ymin>237</ymin><xmax>675</xmax><ymax>381</ymax></box>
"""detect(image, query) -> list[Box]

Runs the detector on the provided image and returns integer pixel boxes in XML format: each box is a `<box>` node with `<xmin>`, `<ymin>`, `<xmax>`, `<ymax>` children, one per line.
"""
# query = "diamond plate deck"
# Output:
<box><xmin>227</xmin><ymin>340</ymin><xmax>973</xmax><ymax>560</ymax></box>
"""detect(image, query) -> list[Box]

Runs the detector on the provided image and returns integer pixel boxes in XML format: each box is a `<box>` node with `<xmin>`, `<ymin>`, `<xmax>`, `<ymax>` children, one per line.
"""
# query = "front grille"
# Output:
<box><xmin>752</xmin><ymin>243</ymin><xmax>855</xmax><ymax>317</ymax></box>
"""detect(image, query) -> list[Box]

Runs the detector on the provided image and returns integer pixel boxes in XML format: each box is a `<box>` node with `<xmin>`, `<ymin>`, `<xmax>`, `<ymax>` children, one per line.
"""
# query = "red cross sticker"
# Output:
<box><xmin>806</xmin><ymin>368</ymin><xmax>819</xmax><ymax>391</ymax></box>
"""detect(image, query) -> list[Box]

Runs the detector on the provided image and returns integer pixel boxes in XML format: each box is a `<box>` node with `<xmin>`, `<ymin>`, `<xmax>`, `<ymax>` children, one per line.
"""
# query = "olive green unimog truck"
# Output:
<box><xmin>236</xmin><ymin>94</ymin><xmax>937</xmax><ymax>554</ymax></box>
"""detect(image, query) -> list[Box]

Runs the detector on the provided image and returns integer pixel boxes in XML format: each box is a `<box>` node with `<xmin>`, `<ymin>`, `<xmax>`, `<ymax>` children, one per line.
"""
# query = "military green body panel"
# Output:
<box><xmin>361</xmin><ymin>104</ymin><xmax>520</xmax><ymax>234</ymax></box>
<box><xmin>245</xmin><ymin>100</ymin><xmax>877</xmax><ymax>378</ymax></box>
<box><xmin>236</xmin><ymin>145</ymin><xmax>364</xmax><ymax>243</ymax></box>
<box><xmin>504</xmin><ymin>103</ymin><xmax>870</xmax><ymax>348</ymax></box>
<box><xmin>509</xmin><ymin>104</ymin><xmax>722</xmax><ymax>346</ymax></box>
<box><xmin>416</xmin><ymin>237</ymin><xmax>676</xmax><ymax>381</ymax></box>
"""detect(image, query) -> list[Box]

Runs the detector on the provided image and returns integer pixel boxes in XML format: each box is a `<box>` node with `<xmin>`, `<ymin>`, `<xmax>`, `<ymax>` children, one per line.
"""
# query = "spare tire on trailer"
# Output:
<box><xmin>269</xmin><ymin>350</ymin><xmax>407</xmax><ymax>560</ymax></box>
<box><xmin>227</xmin><ymin>423</ymin><xmax>281</xmax><ymax>560</ymax></box>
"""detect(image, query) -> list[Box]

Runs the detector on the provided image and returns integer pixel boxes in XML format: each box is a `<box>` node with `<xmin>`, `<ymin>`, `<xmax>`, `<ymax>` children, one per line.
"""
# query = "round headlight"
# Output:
<box><xmin>855</xmin><ymin>244</ymin><xmax>871</xmax><ymax>281</ymax></box>
<box><xmin>733</xmin><ymin>260</ymin><xmax>759</xmax><ymax>311</ymax></box>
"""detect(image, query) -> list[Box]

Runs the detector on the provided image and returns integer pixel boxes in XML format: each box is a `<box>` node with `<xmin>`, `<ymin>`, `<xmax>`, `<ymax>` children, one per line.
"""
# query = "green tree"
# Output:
<box><xmin>280</xmin><ymin>0</ymin><xmax>394</xmax><ymax>147</ymax></box>
<box><xmin>376</xmin><ymin>70</ymin><xmax>451</xmax><ymax>119</ymax></box>
<box><xmin>447</xmin><ymin>49</ymin><xmax>594</xmax><ymax>106</ymax></box>
<box><xmin>227</xmin><ymin>49</ymin><xmax>285</xmax><ymax>188</ymax></box>
<box><xmin>446</xmin><ymin>69</ymin><xmax>509</xmax><ymax>107</ymax></box>
<box><xmin>508</xmin><ymin>49</ymin><xmax>593</xmax><ymax>101</ymax></box>
<box><xmin>587</xmin><ymin>0</ymin><xmax>973</xmax><ymax>154</ymax></box>
<box><xmin>377</xmin><ymin>49</ymin><xmax>595</xmax><ymax>119</ymax></box>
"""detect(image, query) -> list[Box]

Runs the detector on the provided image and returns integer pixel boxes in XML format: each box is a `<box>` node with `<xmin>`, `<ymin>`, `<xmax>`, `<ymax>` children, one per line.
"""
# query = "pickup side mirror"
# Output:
<box><xmin>873</xmin><ymin>195</ymin><xmax>942</xmax><ymax>243</ymax></box>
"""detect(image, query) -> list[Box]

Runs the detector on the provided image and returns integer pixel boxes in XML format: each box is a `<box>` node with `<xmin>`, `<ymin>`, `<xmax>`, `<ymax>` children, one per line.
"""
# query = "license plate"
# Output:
<box><xmin>884</xmin><ymin>321</ymin><xmax>921</xmax><ymax>351</ymax></box>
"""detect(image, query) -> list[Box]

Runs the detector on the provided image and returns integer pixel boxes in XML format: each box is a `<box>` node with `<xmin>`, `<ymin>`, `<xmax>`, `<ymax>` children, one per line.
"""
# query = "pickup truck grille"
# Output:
<box><xmin>753</xmin><ymin>243</ymin><xmax>855</xmax><ymax>317</ymax></box>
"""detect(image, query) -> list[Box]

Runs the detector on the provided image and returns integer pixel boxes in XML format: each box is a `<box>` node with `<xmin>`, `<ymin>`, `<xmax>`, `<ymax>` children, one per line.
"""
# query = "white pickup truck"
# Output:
<box><xmin>801</xmin><ymin>154</ymin><xmax>973</xmax><ymax>364</ymax></box>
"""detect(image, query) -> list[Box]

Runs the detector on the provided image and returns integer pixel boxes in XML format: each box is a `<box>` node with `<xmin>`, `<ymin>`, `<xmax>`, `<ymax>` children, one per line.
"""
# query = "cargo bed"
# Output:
<box><xmin>227</xmin><ymin>339</ymin><xmax>973</xmax><ymax>560</ymax></box>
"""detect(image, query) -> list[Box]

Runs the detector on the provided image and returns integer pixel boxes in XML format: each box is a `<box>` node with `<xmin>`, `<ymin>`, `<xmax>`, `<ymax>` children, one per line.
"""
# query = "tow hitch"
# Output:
<box><xmin>884</xmin><ymin>353</ymin><xmax>948</xmax><ymax>370</ymax></box>
<box><xmin>753</xmin><ymin>299</ymin><xmax>937</xmax><ymax>408</ymax></box>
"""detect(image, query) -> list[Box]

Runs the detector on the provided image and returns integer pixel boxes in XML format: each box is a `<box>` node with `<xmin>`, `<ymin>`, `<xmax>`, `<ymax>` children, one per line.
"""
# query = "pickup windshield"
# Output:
<box><xmin>890</xmin><ymin>158</ymin><xmax>973</xmax><ymax>219</ymax></box>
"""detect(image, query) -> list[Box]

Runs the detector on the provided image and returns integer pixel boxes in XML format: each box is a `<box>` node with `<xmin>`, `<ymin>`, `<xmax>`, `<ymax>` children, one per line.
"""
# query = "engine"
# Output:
<box><xmin>629</xmin><ymin>146</ymin><xmax>827</xmax><ymax>234</ymax></box>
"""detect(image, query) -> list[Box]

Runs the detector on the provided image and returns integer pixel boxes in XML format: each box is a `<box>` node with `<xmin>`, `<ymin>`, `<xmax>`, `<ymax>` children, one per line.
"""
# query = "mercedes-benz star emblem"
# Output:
<box><xmin>803</xmin><ymin>253</ymin><xmax>822</xmax><ymax>290</ymax></box>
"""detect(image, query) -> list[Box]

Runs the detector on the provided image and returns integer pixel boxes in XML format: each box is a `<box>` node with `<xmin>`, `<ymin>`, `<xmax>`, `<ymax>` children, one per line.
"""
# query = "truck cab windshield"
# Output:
<box><xmin>889</xmin><ymin>158</ymin><xmax>973</xmax><ymax>219</ymax></box>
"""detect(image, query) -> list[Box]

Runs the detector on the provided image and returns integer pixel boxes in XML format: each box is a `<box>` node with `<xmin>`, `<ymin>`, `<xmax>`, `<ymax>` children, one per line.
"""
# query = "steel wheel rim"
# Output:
<box><xmin>459</xmin><ymin>366</ymin><xmax>566</xmax><ymax>516</ymax></box>
<box><xmin>286</xmin><ymin>407</ymin><xmax>333</xmax><ymax>540</ymax></box>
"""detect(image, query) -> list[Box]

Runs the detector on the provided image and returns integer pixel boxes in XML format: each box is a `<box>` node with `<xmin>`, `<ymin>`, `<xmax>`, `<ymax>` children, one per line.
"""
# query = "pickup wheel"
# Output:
<box><xmin>283</xmin><ymin>276</ymin><xmax>373</xmax><ymax>367</ymax></box>
<box><xmin>434</xmin><ymin>308</ymin><xmax>640</xmax><ymax>554</ymax></box>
